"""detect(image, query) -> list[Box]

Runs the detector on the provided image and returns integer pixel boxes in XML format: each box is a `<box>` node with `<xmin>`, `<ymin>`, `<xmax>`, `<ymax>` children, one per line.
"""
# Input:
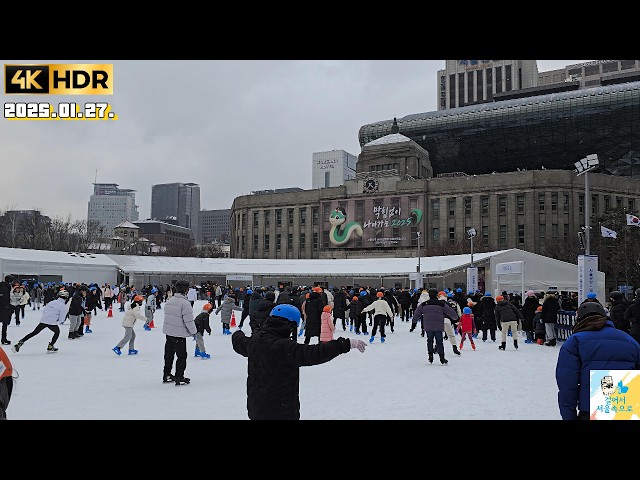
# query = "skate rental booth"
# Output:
<box><xmin>0</xmin><ymin>247</ymin><xmax>603</xmax><ymax>296</ymax></box>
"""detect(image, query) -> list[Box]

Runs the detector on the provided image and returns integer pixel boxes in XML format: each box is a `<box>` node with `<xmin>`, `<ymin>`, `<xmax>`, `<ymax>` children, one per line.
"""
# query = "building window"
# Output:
<box><xmin>495</xmin><ymin>66</ymin><xmax>502</xmax><ymax>93</ymax></box>
<box><xmin>481</xmin><ymin>196</ymin><xmax>489</xmax><ymax>216</ymax></box>
<box><xmin>563</xmin><ymin>193</ymin><xmax>569</xmax><ymax>212</ymax></box>
<box><xmin>449</xmin><ymin>74</ymin><xmax>456</xmax><ymax>107</ymax></box>
<box><xmin>486</xmin><ymin>68</ymin><xmax>493</xmax><ymax>101</ymax></box>
<box><xmin>287</xmin><ymin>233</ymin><xmax>293</xmax><ymax>250</ymax></box>
<box><xmin>591</xmin><ymin>195</ymin><xmax>598</xmax><ymax>216</ymax></box>
<box><xmin>467</xmin><ymin>71</ymin><xmax>474</xmax><ymax>104</ymax></box>
<box><xmin>464</xmin><ymin>197</ymin><xmax>471</xmax><ymax>216</ymax></box>
<box><xmin>253</xmin><ymin>212</ymin><xmax>259</xmax><ymax>228</ymax></box>
<box><xmin>477</xmin><ymin>70</ymin><xmax>484</xmax><ymax>102</ymax></box>
<box><xmin>616</xmin><ymin>196</ymin><xmax>623</xmax><ymax>208</ymax></box>
<box><xmin>432</xmin><ymin>227</ymin><xmax>439</xmax><ymax>242</ymax></box>
<box><xmin>584</xmin><ymin>64</ymin><xmax>600</xmax><ymax>76</ymax></box>
<box><xmin>621</xmin><ymin>60</ymin><xmax>636</xmax><ymax>70</ymax></box>
<box><xmin>629</xmin><ymin>198</ymin><xmax>635</xmax><ymax>211</ymax></box>
<box><xmin>253</xmin><ymin>234</ymin><xmax>258</xmax><ymax>250</ymax></box>
<box><xmin>300</xmin><ymin>233</ymin><xmax>305</xmax><ymax>249</ymax></box>
<box><xmin>449</xmin><ymin>227</ymin><xmax>455</xmax><ymax>244</ymax></box>
<box><xmin>498</xmin><ymin>196</ymin><xmax>507</xmax><ymax>215</ymax></box>
<box><xmin>264</xmin><ymin>234</ymin><xmax>270</xmax><ymax>251</ymax></box>
<box><xmin>505</xmin><ymin>64</ymin><xmax>512</xmax><ymax>91</ymax></box>
<box><xmin>482</xmin><ymin>226</ymin><xmax>489</xmax><ymax>245</ymax></box>
<box><xmin>579</xmin><ymin>195</ymin><xmax>583</xmax><ymax>215</ymax></box>
<box><xmin>448</xmin><ymin>198</ymin><xmax>456</xmax><ymax>216</ymax></box>
<box><xmin>241</xmin><ymin>214</ymin><xmax>246</xmax><ymax>228</ymax></box>
<box><xmin>499</xmin><ymin>224</ymin><xmax>507</xmax><ymax>247</ymax></box>
<box><xmin>551</xmin><ymin>193</ymin><xmax>558</xmax><ymax>212</ymax></box>
<box><xmin>538</xmin><ymin>193</ymin><xmax>545</xmax><ymax>212</ymax></box>
<box><xmin>300</xmin><ymin>208</ymin><xmax>306</xmax><ymax>225</ymax></box>
<box><xmin>458</xmin><ymin>72</ymin><xmax>465</xmax><ymax>107</ymax></box>
<box><xmin>552</xmin><ymin>223</ymin><xmax>558</xmax><ymax>239</ymax></box>
<box><xmin>355</xmin><ymin>201</ymin><xmax>364</xmax><ymax>222</ymax></box>
<box><xmin>264</xmin><ymin>211</ymin><xmax>270</xmax><ymax>228</ymax></box>
<box><xmin>313</xmin><ymin>232</ymin><xmax>318</xmax><ymax>249</ymax></box>
<box><xmin>539</xmin><ymin>224</ymin><xmax>546</xmax><ymax>239</ymax></box>
<box><xmin>288</xmin><ymin>208</ymin><xmax>294</xmax><ymax>225</ymax></box>
<box><xmin>602</xmin><ymin>61</ymin><xmax>618</xmax><ymax>73</ymax></box>
<box><xmin>276</xmin><ymin>209</ymin><xmax>282</xmax><ymax>227</ymax></box>
<box><xmin>432</xmin><ymin>199</ymin><xmax>440</xmax><ymax>219</ymax></box>
<box><xmin>604</xmin><ymin>196</ymin><xmax>610</xmax><ymax>210</ymax></box>
<box><xmin>518</xmin><ymin>225</ymin><xmax>525</xmax><ymax>244</ymax></box>
<box><xmin>322</xmin><ymin>230</ymin><xmax>329</xmax><ymax>249</ymax></box>
<box><xmin>312</xmin><ymin>207</ymin><xmax>319</xmax><ymax>226</ymax></box>
<box><xmin>276</xmin><ymin>234</ymin><xmax>281</xmax><ymax>251</ymax></box>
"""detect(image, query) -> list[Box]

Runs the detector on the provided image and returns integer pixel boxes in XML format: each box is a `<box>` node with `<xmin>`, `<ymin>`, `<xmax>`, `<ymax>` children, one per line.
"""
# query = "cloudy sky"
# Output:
<box><xmin>1</xmin><ymin>60</ymin><xmax>587</xmax><ymax>221</ymax></box>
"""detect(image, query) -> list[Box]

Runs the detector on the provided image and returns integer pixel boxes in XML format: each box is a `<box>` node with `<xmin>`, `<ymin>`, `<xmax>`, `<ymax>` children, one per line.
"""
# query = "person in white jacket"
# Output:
<box><xmin>440</xmin><ymin>292</ymin><xmax>462</xmax><ymax>356</ymax></box>
<box><xmin>410</xmin><ymin>289</ymin><xmax>430</xmax><ymax>337</ymax></box>
<box><xmin>187</xmin><ymin>286</ymin><xmax>198</xmax><ymax>307</ymax></box>
<box><xmin>113</xmin><ymin>295</ymin><xmax>147</xmax><ymax>356</ymax></box>
<box><xmin>361</xmin><ymin>291</ymin><xmax>394</xmax><ymax>344</ymax></box>
<box><xmin>13</xmin><ymin>289</ymin><xmax>69</xmax><ymax>353</ymax></box>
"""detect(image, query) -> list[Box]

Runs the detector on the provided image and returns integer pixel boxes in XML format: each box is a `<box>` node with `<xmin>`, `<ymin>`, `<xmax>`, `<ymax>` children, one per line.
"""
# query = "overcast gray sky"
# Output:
<box><xmin>1</xmin><ymin>60</ymin><xmax>587</xmax><ymax>221</ymax></box>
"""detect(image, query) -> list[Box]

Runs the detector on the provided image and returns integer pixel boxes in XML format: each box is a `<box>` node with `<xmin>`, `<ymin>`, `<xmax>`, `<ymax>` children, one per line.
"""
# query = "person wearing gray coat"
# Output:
<box><xmin>214</xmin><ymin>295</ymin><xmax>243</xmax><ymax>335</ymax></box>
<box><xmin>162</xmin><ymin>280</ymin><xmax>197</xmax><ymax>385</ymax></box>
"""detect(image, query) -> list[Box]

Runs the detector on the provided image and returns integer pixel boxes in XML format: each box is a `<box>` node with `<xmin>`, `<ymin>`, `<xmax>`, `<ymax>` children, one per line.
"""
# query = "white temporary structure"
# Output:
<box><xmin>0</xmin><ymin>247</ymin><xmax>118</xmax><ymax>285</ymax></box>
<box><xmin>0</xmin><ymin>247</ymin><xmax>604</xmax><ymax>295</ymax></box>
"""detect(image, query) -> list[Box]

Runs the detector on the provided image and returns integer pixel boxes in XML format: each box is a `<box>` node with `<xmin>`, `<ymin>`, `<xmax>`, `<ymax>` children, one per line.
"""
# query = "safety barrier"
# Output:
<box><xmin>555</xmin><ymin>310</ymin><xmax>576</xmax><ymax>342</ymax></box>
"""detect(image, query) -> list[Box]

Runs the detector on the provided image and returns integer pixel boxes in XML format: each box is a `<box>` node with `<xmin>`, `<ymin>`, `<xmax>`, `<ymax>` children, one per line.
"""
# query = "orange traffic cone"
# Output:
<box><xmin>107</xmin><ymin>305</ymin><xmax>113</xmax><ymax>317</ymax></box>
<box><xmin>149</xmin><ymin>318</ymin><xmax>155</xmax><ymax>328</ymax></box>
<box><xmin>230</xmin><ymin>311</ymin><xmax>236</xmax><ymax>328</ymax></box>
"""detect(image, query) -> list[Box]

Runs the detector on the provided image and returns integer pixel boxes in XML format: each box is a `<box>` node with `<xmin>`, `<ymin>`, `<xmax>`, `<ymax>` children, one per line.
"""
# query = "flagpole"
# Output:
<box><xmin>625</xmin><ymin>219</ymin><xmax>630</xmax><ymax>300</ymax></box>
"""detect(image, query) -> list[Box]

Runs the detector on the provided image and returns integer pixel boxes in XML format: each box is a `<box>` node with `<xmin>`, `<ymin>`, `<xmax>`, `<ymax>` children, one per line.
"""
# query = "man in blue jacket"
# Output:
<box><xmin>555</xmin><ymin>301</ymin><xmax>640</xmax><ymax>420</ymax></box>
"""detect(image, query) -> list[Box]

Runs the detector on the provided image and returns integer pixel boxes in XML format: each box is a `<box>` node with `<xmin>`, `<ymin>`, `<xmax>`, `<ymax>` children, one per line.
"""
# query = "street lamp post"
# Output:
<box><xmin>575</xmin><ymin>154</ymin><xmax>599</xmax><ymax>255</ymax></box>
<box><xmin>467</xmin><ymin>228</ymin><xmax>476</xmax><ymax>266</ymax></box>
<box><xmin>416</xmin><ymin>231</ymin><xmax>421</xmax><ymax>273</ymax></box>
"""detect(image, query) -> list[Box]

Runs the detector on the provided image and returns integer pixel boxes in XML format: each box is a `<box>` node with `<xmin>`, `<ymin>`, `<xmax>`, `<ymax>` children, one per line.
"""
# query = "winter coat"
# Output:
<box><xmin>85</xmin><ymin>292</ymin><xmax>99</xmax><ymax>312</ymax></box>
<box><xmin>541</xmin><ymin>295</ymin><xmax>561</xmax><ymax>324</ymax></box>
<box><xmin>214</xmin><ymin>296</ymin><xmax>243</xmax><ymax>324</ymax></box>
<box><xmin>0</xmin><ymin>281</ymin><xmax>12</xmax><ymax>323</ymax></box>
<box><xmin>609</xmin><ymin>299</ymin><xmax>631</xmax><ymax>333</ymax></box>
<box><xmin>332</xmin><ymin>290</ymin><xmax>349</xmax><ymax>320</ymax></box>
<box><xmin>348</xmin><ymin>299</ymin><xmax>363</xmax><ymax>320</ymax></box>
<box><xmin>458</xmin><ymin>313</ymin><xmax>476</xmax><ymax>333</ymax></box>
<box><xmin>533</xmin><ymin>312</ymin><xmax>545</xmax><ymax>339</ymax></box>
<box><xmin>248</xmin><ymin>291</ymin><xmax>263</xmax><ymax>318</ymax></box>
<box><xmin>162</xmin><ymin>292</ymin><xmax>196</xmax><ymax>338</ymax></box>
<box><xmin>19</xmin><ymin>291</ymin><xmax>30</xmax><ymax>306</ymax></box>
<box><xmin>187</xmin><ymin>287</ymin><xmax>198</xmax><ymax>302</ymax></box>
<box><xmin>122</xmin><ymin>303</ymin><xmax>146</xmax><ymax>328</ymax></box>
<box><xmin>412</xmin><ymin>298</ymin><xmax>458</xmax><ymax>332</ymax></box>
<box><xmin>477</xmin><ymin>296</ymin><xmax>497</xmax><ymax>330</ymax></box>
<box><xmin>397</xmin><ymin>290</ymin><xmax>412</xmax><ymax>308</ymax></box>
<box><xmin>320</xmin><ymin>311</ymin><xmax>335</xmax><ymax>342</ymax></box>
<box><xmin>302</xmin><ymin>292</ymin><xmax>323</xmax><ymax>337</ymax></box>
<box><xmin>624</xmin><ymin>298</ymin><xmax>640</xmax><ymax>340</ymax></box>
<box><xmin>231</xmin><ymin>316</ymin><xmax>352</xmax><ymax>420</ymax></box>
<box><xmin>145</xmin><ymin>293</ymin><xmax>156</xmax><ymax>320</ymax></box>
<box><xmin>194</xmin><ymin>311</ymin><xmax>212</xmax><ymax>335</ymax></box>
<box><xmin>555</xmin><ymin>316</ymin><xmax>640</xmax><ymax>420</ymax></box>
<box><xmin>361</xmin><ymin>298</ymin><xmax>394</xmax><ymax>321</ymax></box>
<box><xmin>253</xmin><ymin>299</ymin><xmax>276</xmax><ymax>329</ymax></box>
<box><xmin>38</xmin><ymin>297</ymin><xmax>68</xmax><ymax>326</ymax></box>
<box><xmin>384</xmin><ymin>291</ymin><xmax>400</xmax><ymax>315</ymax></box>
<box><xmin>494</xmin><ymin>299</ymin><xmax>523</xmax><ymax>329</ymax></box>
<box><xmin>521</xmin><ymin>296</ymin><xmax>539</xmax><ymax>332</ymax></box>
<box><xmin>9</xmin><ymin>289</ymin><xmax>22</xmax><ymax>307</ymax></box>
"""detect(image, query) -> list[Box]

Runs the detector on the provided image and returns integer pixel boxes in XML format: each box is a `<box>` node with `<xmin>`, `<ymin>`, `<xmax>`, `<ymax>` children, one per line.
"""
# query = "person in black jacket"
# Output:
<box><xmin>608</xmin><ymin>291</ymin><xmax>630</xmax><ymax>334</ymax></box>
<box><xmin>494</xmin><ymin>295</ymin><xmax>524</xmax><ymax>350</ymax></box>
<box><xmin>247</xmin><ymin>289</ymin><xmax>264</xmax><ymax>334</ymax></box>
<box><xmin>541</xmin><ymin>291</ymin><xmax>561</xmax><ymax>346</ymax></box>
<box><xmin>625</xmin><ymin>288</ymin><xmax>640</xmax><ymax>345</ymax></box>
<box><xmin>302</xmin><ymin>289</ymin><xmax>324</xmax><ymax>345</ymax></box>
<box><xmin>193</xmin><ymin>303</ymin><xmax>213</xmax><ymax>359</ymax></box>
<box><xmin>521</xmin><ymin>290</ymin><xmax>539</xmax><ymax>344</ymax></box>
<box><xmin>254</xmin><ymin>291</ymin><xmax>277</xmax><ymax>330</ymax></box>
<box><xmin>0</xmin><ymin>275</ymin><xmax>15</xmax><ymax>345</ymax></box>
<box><xmin>67</xmin><ymin>286</ymin><xmax>88</xmax><ymax>339</ymax></box>
<box><xmin>231</xmin><ymin>304</ymin><xmax>367</xmax><ymax>420</ymax></box>
<box><xmin>332</xmin><ymin>287</ymin><xmax>349</xmax><ymax>331</ymax></box>
<box><xmin>397</xmin><ymin>288</ymin><xmax>412</xmax><ymax>322</ymax></box>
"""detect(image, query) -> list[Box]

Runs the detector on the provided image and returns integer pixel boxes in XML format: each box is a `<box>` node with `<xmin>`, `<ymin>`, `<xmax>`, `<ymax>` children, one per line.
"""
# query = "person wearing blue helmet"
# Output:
<box><xmin>231</xmin><ymin>303</ymin><xmax>367</xmax><ymax>420</ymax></box>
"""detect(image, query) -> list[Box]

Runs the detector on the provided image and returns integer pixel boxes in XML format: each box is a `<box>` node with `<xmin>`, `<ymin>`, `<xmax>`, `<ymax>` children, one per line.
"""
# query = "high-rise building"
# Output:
<box><xmin>150</xmin><ymin>182</ymin><xmax>200</xmax><ymax>242</ymax></box>
<box><xmin>436</xmin><ymin>60</ymin><xmax>539</xmax><ymax>110</ymax></box>
<box><xmin>87</xmin><ymin>183</ymin><xmax>139</xmax><ymax>237</ymax></box>
<box><xmin>312</xmin><ymin>150</ymin><xmax>357</xmax><ymax>188</ymax></box>
<box><xmin>538</xmin><ymin>60</ymin><xmax>640</xmax><ymax>88</ymax></box>
<box><xmin>199</xmin><ymin>208</ymin><xmax>231</xmax><ymax>244</ymax></box>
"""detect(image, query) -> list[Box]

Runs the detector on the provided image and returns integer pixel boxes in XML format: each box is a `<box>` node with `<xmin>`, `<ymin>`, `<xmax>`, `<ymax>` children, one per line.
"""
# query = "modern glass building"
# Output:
<box><xmin>358</xmin><ymin>81</ymin><xmax>640</xmax><ymax>178</ymax></box>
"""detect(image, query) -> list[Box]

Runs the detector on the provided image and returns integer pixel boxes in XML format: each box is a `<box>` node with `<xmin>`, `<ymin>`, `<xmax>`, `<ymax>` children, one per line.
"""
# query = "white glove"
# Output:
<box><xmin>349</xmin><ymin>338</ymin><xmax>366</xmax><ymax>353</ymax></box>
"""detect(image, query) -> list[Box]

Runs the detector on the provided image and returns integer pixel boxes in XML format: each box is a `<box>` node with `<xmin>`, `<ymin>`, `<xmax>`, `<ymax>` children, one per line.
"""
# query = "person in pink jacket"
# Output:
<box><xmin>319</xmin><ymin>305</ymin><xmax>335</xmax><ymax>343</ymax></box>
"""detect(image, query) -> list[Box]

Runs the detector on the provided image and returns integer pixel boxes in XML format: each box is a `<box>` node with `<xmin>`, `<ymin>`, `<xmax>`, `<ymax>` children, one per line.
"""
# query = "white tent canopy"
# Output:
<box><xmin>0</xmin><ymin>247</ymin><xmax>603</xmax><ymax>295</ymax></box>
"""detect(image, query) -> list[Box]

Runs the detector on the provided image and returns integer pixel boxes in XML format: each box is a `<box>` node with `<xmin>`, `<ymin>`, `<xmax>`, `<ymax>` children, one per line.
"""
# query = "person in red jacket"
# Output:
<box><xmin>458</xmin><ymin>307</ymin><xmax>477</xmax><ymax>351</ymax></box>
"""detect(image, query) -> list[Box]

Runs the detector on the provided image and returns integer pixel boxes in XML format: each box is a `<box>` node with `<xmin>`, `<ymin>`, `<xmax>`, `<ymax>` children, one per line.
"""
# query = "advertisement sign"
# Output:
<box><xmin>589</xmin><ymin>370</ymin><xmax>639</xmax><ymax>420</ymax></box>
<box><xmin>495</xmin><ymin>261</ymin><xmax>522</xmax><ymax>274</ymax></box>
<box><xmin>577</xmin><ymin>255</ymin><xmax>598</xmax><ymax>304</ymax></box>
<box><xmin>322</xmin><ymin>195</ymin><xmax>425</xmax><ymax>249</ymax></box>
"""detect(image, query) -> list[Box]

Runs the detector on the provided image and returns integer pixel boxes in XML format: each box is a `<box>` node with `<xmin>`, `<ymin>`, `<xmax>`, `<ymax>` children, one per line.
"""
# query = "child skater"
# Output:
<box><xmin>319</xmin><ymin>305</ymin><xmax>335</xmax><ymax>343</ymax></box>
<box><xmin>458</xmin><ymin>306</ymin><xmax>477</xmax><ymax>351</ymax></box>
<box><xmin>533</xmin><ymin>306</ymin><xmax>545</xmax><ymax>345</ymax></box>
<box><xmin>214</xmin><ymin>294</ymin><xmax>243</xmax><ymax>335</ymax></box>
<box><xmin>143</xmin><ymin>287</ymin><xmax>157</xmax><ymax>331</ymax></box>
<box><xmin>112</xmin><ymin>295</ymin><xmax>146</xmax><ymax>355</ymax></box>
<box><xmin>194</xmin><ymin>303</ymin><xmax>213</xmax><ymax>359</ymax></box>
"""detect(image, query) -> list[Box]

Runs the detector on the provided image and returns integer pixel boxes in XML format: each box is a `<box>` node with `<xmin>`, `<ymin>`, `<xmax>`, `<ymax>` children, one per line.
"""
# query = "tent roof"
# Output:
<box><xmin>0</xmin><ymin>247</ymin><xmax>118</xmax><ymax>267</ymax></box>
<box><xmin>105</xmin><ymin>250</ymin><xmax>510</xmax><ymax>276</ymax></box>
